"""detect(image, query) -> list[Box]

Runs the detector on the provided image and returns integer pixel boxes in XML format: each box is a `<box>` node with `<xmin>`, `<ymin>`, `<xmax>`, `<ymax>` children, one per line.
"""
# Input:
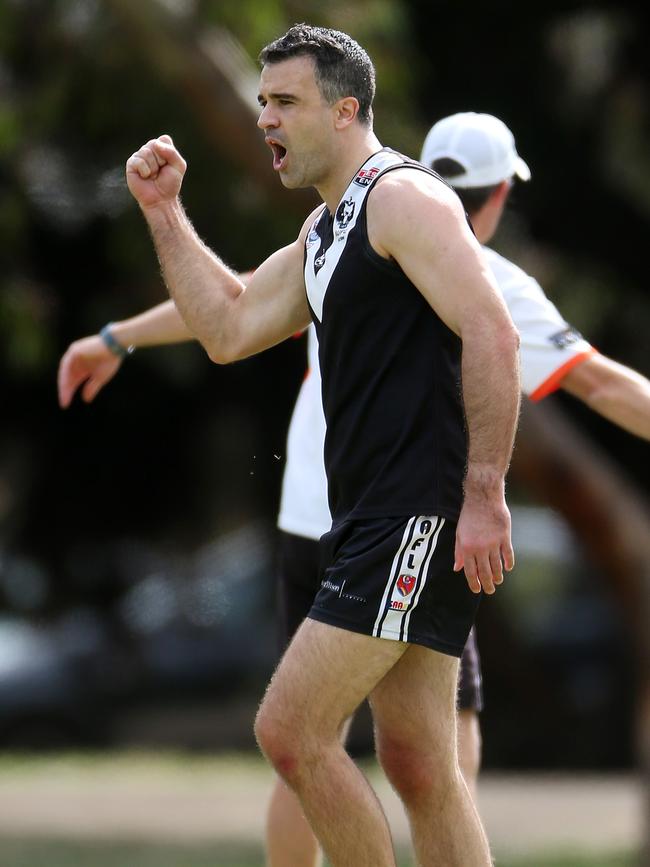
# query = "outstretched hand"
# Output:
<box><xmin>57</xmin><ymin>335</ymin><xmax>122</xmax><ymax>408</ymax></box>
<box><xmin>126</xmin><ymin>135</ymin><xmax>187</xmax><ymax>210</ymax></box>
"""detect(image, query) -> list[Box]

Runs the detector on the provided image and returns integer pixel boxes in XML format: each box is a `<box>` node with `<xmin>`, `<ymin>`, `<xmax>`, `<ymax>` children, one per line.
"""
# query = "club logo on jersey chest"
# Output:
<box><xmin>335</xmin><ymin>197</ymin><xmax>355</xmax><ymax>230</ymax></box>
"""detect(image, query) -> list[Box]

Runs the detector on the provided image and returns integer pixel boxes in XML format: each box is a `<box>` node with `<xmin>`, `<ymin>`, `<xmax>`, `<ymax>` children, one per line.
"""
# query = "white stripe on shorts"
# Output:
<box><xmin>372</xmin><ymin>515</ymin><xmax>444</xmax><ymax>642</ymax></box>
<box><xmin>402</xmin><ymin>517</ymin><xmax>445</xmax><ymax>640</ymax></box>
<box><xmin>372</xmin><ymin>516</ymin><xmax>417</xmax><ymax>639</ymax></box>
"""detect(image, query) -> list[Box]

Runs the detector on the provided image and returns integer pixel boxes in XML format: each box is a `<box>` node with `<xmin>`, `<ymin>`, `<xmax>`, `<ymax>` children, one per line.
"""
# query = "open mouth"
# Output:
<box><xmin>267</xmin><ymin>138</ymin><xmax>287</xmax><ymax>171</ymax></box>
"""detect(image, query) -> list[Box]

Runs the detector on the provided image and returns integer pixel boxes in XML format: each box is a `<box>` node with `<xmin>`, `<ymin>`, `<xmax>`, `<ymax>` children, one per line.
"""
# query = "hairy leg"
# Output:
<box><xmin>266</xmin><ymin>778</ymin><xmax>321</xmax><ymax>867</ymax></box>
<box><xmin>265</xmin><ymin>705</ymin><xmax>483</xmax><ymax>865</ymax></box>
<box><xmin>371</xmin><ymin>646</ymin><xmax>492</xmax><ymax>867</ymax></box>
<box><xmin>255</xmin><ymin>619</ymin><xmax>407</xmax><ymax>867</ymax></box>
<box><xmin>457</xmin><ymin>708</ymin><xmax>482</xmax><ymax>800</ymax></box>
<box><xmin>266</xmin><ymin>716</ymin><xmax>354</xmax><ymax>867</ymax></box>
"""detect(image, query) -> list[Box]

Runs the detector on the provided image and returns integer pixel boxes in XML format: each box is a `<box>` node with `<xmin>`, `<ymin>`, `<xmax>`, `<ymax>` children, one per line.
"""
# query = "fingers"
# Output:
<box><xmin>466</xmin><ymin>544</ymin><xmax>513</xmax><ymax>594</ymax></box>
<box><xmin>474</xmin><ymin>552</ymin><xmax>496</xmax><ymax>595</ymax></box>
<box><xmin>81</xmin><ymin>376</ymin><xmax>105</xmax><ymax>403</ymax></box>
<box><xmin>489</xmin><ymin>547</ymin><xmax>504</xmax><ymax>586</ymax></box>
<box><xmin>57</xmin><ymin>352</ymin><xmax>83</xmax><ymax>408</ymax></box>
<box><xmin>57</xmin><ymin>355</ymin><xmax>71</xmax><ymax>408</ymax></box>
<box><xmin>461</xmin><ymin>554</ymin><xmax>499</xmax><ymax>595</ymax></box>
<box><xmin>57</xmin><ymin>339</ymin><xmax>121</xmax><ymax>408</ymax></box>
<box><xmin>153</xmin><ymin>137</ymin><xmax>186</xmax><ymax>174</ymax></box>
<box><xmin>126</xmin><ymin>142</ymin><xmax>163</xmax><ymax>180</ymax></box>
<box><xmin>453</xmin><ymin>537</ymin><xmax>463</xmax><ymax>573</ymax></box>
<box><xmin>502</xmin><ymin>538</ymin><xmax>515</xmax><ymax>572</ymax></box>
<box><xmin>126</xmin><ymin>136</ymin><xmax>185</xmax><ymax>180</ymax></box>
<box><xmin>455</xmin><ymin>539</ymin><xmax>510</xmax><ymax>595</ymax></box>
<box><xmin>455</xmin><ymin>499</ymin><xmax>514</xmax><ymax>595</ymax></box>
<box><xmin>462</xmin><ymin>558</ymin><xmax>482</xmax><ymax>595</ymax></box>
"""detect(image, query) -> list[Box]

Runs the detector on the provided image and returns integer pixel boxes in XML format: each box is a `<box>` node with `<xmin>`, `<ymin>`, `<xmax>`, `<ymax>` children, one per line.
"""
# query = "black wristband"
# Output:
<box><xmin>100</xmin><ymin>324</ymin><xmax>135</xmax><ymax>359</ymax></box>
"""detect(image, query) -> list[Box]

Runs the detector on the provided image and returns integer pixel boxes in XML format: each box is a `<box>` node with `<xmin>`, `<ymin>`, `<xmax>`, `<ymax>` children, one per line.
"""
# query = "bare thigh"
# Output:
<box><xmin>259</xmin><ymin>617</ymin><xmax>410</xmax><ymax>740</ymax></box>
<box><xmin>370</xmin><ymin>644</ymin><xmax>460</xmax><ymax>775</ymax></box>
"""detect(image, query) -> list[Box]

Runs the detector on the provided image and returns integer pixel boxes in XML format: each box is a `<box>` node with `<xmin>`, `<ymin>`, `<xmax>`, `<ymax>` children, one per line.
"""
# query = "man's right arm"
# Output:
<box><xmin>126</xmin><ymin>135</ymin><xmax>312</xmax><ymax>363</ymax></box>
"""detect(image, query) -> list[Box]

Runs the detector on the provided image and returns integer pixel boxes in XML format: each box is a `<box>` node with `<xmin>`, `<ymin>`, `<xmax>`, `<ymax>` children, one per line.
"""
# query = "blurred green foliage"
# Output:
<box><xmin>1</xmin><ymin>0</ymin><xmax>648</xmax><ymax>379</ymax></box>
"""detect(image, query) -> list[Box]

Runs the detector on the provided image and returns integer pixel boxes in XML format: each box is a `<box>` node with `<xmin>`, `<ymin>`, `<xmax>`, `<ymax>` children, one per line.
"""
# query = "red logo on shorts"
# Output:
<box><xmin>396</xmin><ymin>574</ymin><xmax>416</xmax><ymax>597</ymax></box>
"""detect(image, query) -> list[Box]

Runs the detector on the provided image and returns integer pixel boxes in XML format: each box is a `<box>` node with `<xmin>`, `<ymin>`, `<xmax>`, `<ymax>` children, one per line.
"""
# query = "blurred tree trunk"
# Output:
<box><xmin>512</xmin><ymin>400</ymin><xmax>650</xmax><ymax>863</ymax></box>
<box><xmin>104</xmin><ymin>0</ymin><xmax>317</xmax><ymax>215</ymax></box>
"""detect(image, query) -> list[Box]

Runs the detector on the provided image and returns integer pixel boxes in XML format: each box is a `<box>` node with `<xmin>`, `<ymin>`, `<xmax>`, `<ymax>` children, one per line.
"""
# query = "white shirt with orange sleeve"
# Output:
<box><xmin>482</xmin><ymin>247</ymin><xmax>596</xmax><ymax>400</ymax></box>
<box><xmin>277</xmin><ymin>326</ymin><xmax>331</xmax><ymax>540</ymax></box>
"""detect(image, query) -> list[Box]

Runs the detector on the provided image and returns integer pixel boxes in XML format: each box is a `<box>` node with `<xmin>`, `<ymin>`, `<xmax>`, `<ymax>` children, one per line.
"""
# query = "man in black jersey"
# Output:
<box><xmin>125</xmin><ymin>24</ymin><xmax>520</xmax><ymax>867</ymax></box>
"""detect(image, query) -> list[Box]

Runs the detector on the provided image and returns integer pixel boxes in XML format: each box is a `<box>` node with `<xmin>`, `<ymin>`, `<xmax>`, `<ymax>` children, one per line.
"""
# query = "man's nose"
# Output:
<box><xmin>257</xmin><ymin>103</ymin><xmax>278</xmax><ymax>130</ymax></box>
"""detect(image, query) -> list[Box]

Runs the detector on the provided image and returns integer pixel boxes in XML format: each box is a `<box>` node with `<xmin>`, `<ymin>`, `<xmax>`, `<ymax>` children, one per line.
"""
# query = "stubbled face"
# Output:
<box><xmin>257</xmin><ymin>56</ymin><xmax>336</xmax><ymax>190</ymax></box>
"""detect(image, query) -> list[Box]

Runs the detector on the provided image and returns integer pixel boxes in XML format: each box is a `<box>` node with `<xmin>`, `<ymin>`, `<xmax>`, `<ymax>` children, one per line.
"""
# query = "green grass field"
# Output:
<box><xmin>0</xmin><ymin>838</ymin><xmax>635</xmax><ymax>867</ymax></box>
<box><xmin>0</xmin><ymin>753</ymin><xmax>639</xmax><ymax>866</ymax></box>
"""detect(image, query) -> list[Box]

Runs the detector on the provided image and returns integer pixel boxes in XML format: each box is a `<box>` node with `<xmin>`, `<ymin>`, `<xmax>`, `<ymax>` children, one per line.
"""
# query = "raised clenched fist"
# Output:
<box><xmin>125</xmin><ymin>135</ymin><xmax>187</xmax><ymax>210</ymax></box>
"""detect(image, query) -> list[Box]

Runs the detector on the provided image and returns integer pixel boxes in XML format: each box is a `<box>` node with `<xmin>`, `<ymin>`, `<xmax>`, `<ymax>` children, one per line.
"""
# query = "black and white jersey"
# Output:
<box><xmin>304</xmin><ymin>148</ymin><xmax>467</xmax><ymax>527</ymax></box>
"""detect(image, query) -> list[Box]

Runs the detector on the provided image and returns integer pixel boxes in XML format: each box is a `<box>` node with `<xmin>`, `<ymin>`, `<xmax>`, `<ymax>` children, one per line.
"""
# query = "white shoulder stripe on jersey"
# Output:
<box><xmin>372</xmin><ymin>515</ymin><xmax>444</xmax><ymax>642</ymax></box>
<box><xmin>305</xmin><ymin>150</ymin><xmax>406</xmax><ymax>322</ymax></box>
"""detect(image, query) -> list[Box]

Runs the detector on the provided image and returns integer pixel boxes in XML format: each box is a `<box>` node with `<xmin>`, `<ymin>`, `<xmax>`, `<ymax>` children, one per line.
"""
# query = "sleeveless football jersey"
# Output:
<box><xmin>304</xmin><ymin>148</ymin><xmax>467</xmax><ymax>527</ymax></box>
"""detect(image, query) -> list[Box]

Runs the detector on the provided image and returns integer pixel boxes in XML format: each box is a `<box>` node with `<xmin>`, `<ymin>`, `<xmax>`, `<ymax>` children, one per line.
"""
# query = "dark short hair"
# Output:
<box><xmin>430</xmin><ymin>157</ymin><xmax>499</xmax><ymax>217</ymax></box>
<box><xmin>259</xmin><ymin>23</ymin><xmax>376</xmax><ymax>126</ymax></box>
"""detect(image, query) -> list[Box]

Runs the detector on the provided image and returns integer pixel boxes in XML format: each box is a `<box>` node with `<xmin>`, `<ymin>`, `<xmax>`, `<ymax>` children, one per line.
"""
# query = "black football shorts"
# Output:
<box><xmin>277</xmin><ymin>526</ymin><xmax>483</xmax><ymax>709</ymax></box>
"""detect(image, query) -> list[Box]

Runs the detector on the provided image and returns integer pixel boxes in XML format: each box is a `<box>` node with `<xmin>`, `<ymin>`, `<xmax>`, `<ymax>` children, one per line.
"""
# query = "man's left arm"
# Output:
<box><xmin>368</xmin><ymin>171</ymin><xmax>521</xmax><ymax>595</ymax></box>
<box><xmin>561</xmin><ymin>352</ymin><xmax>650</xmax><ymax>440</ymax></box>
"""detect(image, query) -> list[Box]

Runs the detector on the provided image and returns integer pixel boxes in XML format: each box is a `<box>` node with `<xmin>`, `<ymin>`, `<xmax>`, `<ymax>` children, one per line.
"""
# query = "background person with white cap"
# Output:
<box><xmin>420</xmin><ymin>111</ymin><xmax>650</xmax><ymax>431</ymax></box>
<box><xmin>420</xmin><ymin>109</ymin><xmax>650</xmax><ymax>788</ymax></box>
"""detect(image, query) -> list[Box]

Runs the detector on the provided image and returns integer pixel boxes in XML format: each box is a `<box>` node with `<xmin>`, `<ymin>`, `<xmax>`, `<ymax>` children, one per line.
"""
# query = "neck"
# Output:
<box><xmin>466</xmin><ymin>207</ymin><xmax>492</xmax><ymax>244</ymax></box>
<box><xmin>468</xmin><ymin>183</ymin><xmax>509</xmax><ymax>244</ymax></box>
<box><xmin>318</xmin><ymin>131</ymin><xmax>383</xmax><ymax>212</ymax></box>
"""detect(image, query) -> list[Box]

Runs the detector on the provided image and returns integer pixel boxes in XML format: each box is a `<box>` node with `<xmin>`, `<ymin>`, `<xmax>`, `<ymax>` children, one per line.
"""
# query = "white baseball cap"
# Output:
<box><xmin>419</xmin><ymin>111</ymin><xmax>531</xmax><ymax>188</ymax></box>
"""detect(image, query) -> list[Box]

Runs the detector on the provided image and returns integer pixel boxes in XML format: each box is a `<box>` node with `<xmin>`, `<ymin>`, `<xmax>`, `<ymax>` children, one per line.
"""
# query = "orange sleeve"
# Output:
<box><xmin>529</xmin><ymin>348</ymin><xmax>597</xmax><ymax>402</ymax></box>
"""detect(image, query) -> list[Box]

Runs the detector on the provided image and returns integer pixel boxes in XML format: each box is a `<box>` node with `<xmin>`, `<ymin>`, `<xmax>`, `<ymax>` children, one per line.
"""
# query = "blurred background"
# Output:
<box><xmin>0</xmin><ymin>0</ymin><xmax>649</xmax><ymax>864</ymax></box>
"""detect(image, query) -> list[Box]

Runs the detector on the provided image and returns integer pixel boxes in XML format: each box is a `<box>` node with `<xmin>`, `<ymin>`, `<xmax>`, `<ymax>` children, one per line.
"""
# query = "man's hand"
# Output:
<box><xmin>57</xmin><ymin>335</ymin><xmax>122</xmax><ymax>408</ymax></box>
<box><xmin>453</xmin><ymin>475</ymin><xmax>515</xmax><ymax>595</ymax></box>
<box><xmin>126</xmin><ymin>135</ymin><xmax>187</xmax><ymax>210</ymax></box>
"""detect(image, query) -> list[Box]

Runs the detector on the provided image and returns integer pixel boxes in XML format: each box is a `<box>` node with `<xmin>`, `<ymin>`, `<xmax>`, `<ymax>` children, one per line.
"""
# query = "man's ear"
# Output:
<box><xmin>334</xmin><ymin>96</ymin><xmax>360</xmax><ymax>129</ymax></box>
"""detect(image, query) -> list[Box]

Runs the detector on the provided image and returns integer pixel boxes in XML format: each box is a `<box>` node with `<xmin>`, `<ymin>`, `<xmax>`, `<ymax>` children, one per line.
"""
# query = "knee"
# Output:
<box><xmin>376</xmin><ymin>733</ymin><xmax>456</xmax><ymax>807</ymax></box>
<box><xmin>254</xmin><ymin>702</ymin><xmax>301</xmax><ymax>781</ymax></box>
